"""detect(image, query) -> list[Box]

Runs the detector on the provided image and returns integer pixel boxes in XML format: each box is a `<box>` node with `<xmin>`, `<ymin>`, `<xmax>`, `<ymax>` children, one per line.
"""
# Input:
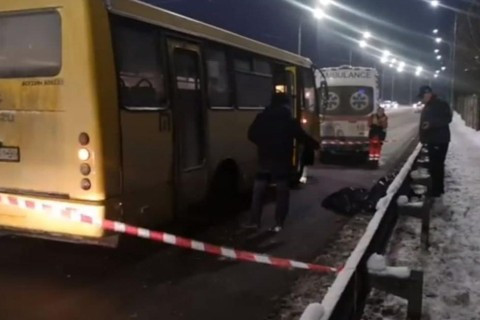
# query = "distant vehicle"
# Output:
<box><xmin>412</xmin><ymin>101</ymin><xmax>424</xmax><ymax>112</ymax></box>
<box><xmin>317</xmin><ymin>65</ymin><xmax>379</xmax><ymax>162</ymax></box>
<box><xmin>379</xmin><ymin>100</ymin><xmax>399</xmax><ymax>109</ymax></box>
<box><xmin>380</xmin><ymin>100</ymin><xmax>392</xmax><ymax>109</ymax></box>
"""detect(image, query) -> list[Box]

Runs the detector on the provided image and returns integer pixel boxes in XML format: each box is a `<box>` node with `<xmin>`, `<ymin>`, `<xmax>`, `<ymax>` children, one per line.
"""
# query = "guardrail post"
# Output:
<box><xmin>368</xmin><ymin>270</ymin><xmax>424</xmax><ymax>320</ymax></box>
<box><xmin>397</xmin><ymin>198</ymin><xmax>432</xmax><ymax>249</ymax></box>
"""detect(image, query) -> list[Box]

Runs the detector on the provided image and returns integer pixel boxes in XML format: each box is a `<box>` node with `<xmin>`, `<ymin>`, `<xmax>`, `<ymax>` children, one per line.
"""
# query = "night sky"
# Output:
<box><xmin>144</xmin><ymin>0</ymin><xmax>461</xmax><ymax>101</ymax></box>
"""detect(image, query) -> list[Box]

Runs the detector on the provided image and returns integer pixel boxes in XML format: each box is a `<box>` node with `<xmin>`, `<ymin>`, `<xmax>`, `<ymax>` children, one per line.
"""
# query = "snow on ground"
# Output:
<box><xmin>363</xmin><ymin>114</ymin><xmax>480</xmax><ymax>320</ymax></box>
<box><xmin>272</xmin><ymin>213</ymin><xmax>372</xmax><ymax>320</ymax></box>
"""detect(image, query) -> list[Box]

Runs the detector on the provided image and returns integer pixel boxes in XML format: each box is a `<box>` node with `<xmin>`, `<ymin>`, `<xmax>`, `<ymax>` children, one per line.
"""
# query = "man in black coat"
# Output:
<box><xmin>245</xmin><ymin>93</ymin><xmax>319</xmax><ymax>232</ymax></box>
<box><xmin>418</xmin><ymin>85</ymin><xmax>452</xmax><ymax>197</ymax></box>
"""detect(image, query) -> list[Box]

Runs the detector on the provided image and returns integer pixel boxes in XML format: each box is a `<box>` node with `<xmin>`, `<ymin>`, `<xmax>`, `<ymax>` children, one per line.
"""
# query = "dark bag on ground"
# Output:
<box><xmin>364</xmin><ymin>173</ymin><xmax>397</xmax><ymax>212</ymax></box>
<box><xmin>322</xmin><ymin>187</ymin><xmax>369</xmax><ymax>215</ymax></box>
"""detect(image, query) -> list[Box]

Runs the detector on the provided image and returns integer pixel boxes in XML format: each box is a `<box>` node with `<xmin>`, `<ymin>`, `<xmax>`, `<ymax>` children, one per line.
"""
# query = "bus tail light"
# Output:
<box><xmin>81</xmin><ymin>179</ymin><xmax>91</xmax><ymax>190</ymax></box>
<box><xmin>78</xmin><ymin>148</ymin><xmax>90</xmax><ymax>161</ymax></box>
<box><xmin>80</xmin><ymin>164</ymin><xmax>91</xmax><ymax>176</ymax></box>
<box><xmin>79</xmin><ymin>132</ymin><xmax>90</xmax><ymax>146</ymax></box>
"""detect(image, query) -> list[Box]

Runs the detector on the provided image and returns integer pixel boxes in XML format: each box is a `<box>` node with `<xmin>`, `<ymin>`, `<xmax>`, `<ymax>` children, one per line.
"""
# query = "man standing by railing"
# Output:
<box><xmin>418</xmin><ymin>85</ymin><xmax>453</xmax><ymax>197</ymax></box>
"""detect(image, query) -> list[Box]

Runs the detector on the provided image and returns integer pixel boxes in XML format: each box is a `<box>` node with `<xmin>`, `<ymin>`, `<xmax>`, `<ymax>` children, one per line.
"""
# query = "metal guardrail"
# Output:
<box><xmin>300</xmin><ymin>143</ymin><xmax>423</xmax><ymax>320</ymax></box>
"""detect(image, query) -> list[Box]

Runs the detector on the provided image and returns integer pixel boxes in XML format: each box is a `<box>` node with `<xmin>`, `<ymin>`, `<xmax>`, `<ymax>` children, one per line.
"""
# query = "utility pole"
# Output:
<box><xmin>391</xmin><ymin>73</ymin><xmax>395</xmax><ymax>101</ymax></box>
<box><xmin>297</xmin><ymin>20</ymin><xmax>303</xmax><ymax>55</ymax></box>
<box><xmin>450</xmin><ymin>12</ymin><xmax>458</xmax><ymax>109</ymax></box>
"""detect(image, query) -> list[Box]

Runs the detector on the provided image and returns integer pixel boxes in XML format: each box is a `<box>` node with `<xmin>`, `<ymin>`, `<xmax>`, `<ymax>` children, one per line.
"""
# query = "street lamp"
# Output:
<box><xmin>434</xmin><ymin>49</ymin><xmax>440</xmax><ymax>54</ymax></box>
<box><xmin>430</xmin><ymin>0</ymin><xmax>439</xmax><ymax>8</ymax></box>
<box><xmin>313</xmin><ymin>7</ymin><xmax>326</xmax><ymax>19</ymax></box>
<box><xmin>435</xmin><ymin>37</ymin><xmax>442</xmax><ymax>44</ymax></box>
<box><xmin>436</xmin><ymin>55</ymin><xmax>442</xmax><ymax>60</ymax></box>
<box><xmin>433</xmin><ymin>29</ymin><xmax>439</xmax><ymax>34</ymax></box>
<box><xmin>441</xmin><ymin>66</ymin><xmax>446</xmax><ymax>71</ymax></box>
<box><xmin>298</xmin><ymin>6</ymin><xmax>328</xmax><ymax>54</ymax></box>
<box><xmin>380</xmin><ymin>50</ymin><xmax>390</xmax><ymax>63</ymax></box>
<box><xmin>359</xmin><ymin>39</ymin><xmax>367</xmax><ymax>48</ymax></box>
<box><xmin>415</xmin><ymin>66</ymin><xmax>423</xmax><ymax>76</ymax></box>
<box><xmin>363</xmin><ymin>31</ymin><xmax>372</xmax><ymax>39</ymax></box>
<box><xmin>434</xmin><ymin>74</ymin><xmax>439</xmax><ymax>78</ymax></box>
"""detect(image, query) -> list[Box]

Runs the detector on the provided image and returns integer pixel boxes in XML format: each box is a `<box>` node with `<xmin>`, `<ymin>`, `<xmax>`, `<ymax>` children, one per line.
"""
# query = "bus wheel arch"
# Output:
<box><xmin>208</xmin><ymin>159</ymin><xmax>241</xmax><ymax>211</ymax></box>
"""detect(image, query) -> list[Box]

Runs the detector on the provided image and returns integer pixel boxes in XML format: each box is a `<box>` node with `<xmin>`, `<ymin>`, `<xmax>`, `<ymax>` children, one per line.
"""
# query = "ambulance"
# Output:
<box><xmin>317</xmin><ymin>66</ymin><xmax>379</xmax><ymax>161</ymax></box>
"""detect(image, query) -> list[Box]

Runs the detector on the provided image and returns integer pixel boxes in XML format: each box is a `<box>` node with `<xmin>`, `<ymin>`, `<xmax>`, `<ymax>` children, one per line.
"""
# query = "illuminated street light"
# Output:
<box><xmin>441</xmin><ymin>66</ymin><xmax>446</xmax><ymax>71</ymax></box>
<box><xmin>380</xmin><ymin>50</ymin><xmax>390</xmax><ymax>63</ymax></box>
<box><xmin>433</xmin><ymin>29</ymin><xmax>439</xmax><ymax>34</ymax></box>
<box><xmin>313</xmin><ymin>7</ymin><xmax>326</xmax><ymax>19</ymax></box>
<box><xmin>431</xmin><ymin>0</ymin><xmax>439</xmax><ymax>8</ymax></box>
<box><xmin>435</xmin><ymin>37</ymin><xmax>442</xmax><ymax>44</ymax></box>
<box><xmin>434</xmin><ymin>74</ymin><xmax>439</xmax><ymax>78</ymax></box>
<box><xmin>319</xmin><ymin>0</ymin><xmax>331</xmax><ymax>6</ymax></box>
<box><xmin>363</xmin><ymin>31</ymin><xmax>372</xmax><ymax>39</ymax></box>
<box><xmin>415</xmin><ymin>66</ymin><xmax>423</xmax><ymax>76</ymax></box>
<box><xmin>435</xmin><ymin>70</ymin><xmax>440</xmax><ymax>74</ymax></box>
<box><xmin>436</xmin><ymin>55</ymin><xmax>442</xmax><ymax>60</ymax></box>
<box><xmin>359</xmin><ymin>39</ymin><xmax>367</xmax><ymax>48</ymax></box>
<box><xmin>389</xmin><ymin>63</ymin><xmax>394</xmax><ymax>68</ymax></box>
<box><xmin>434</xmin><ymin>49</ymin><xmax>440</xmax><ymax>54</ymax></box>
<box><xmin>397</xmin><ymin>61</ymin><xmax>405</xmax><ymax>72</ymax></box>
<box><xmin>391</xmin><ymin>58</ymin><xmax>397</xmax><ymax>64</ymax></box>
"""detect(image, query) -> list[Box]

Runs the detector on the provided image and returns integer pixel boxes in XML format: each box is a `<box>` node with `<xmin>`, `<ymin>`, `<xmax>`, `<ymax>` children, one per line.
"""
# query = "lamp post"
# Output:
<box><xmin>297</xmin><ymin>2</ymin><xmax>329</xmax><ymax>55</ymax></box>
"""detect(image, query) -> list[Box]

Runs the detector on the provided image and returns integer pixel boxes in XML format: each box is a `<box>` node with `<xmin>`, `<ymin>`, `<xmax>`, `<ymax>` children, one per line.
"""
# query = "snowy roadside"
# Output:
<box><xmin>362</xmin><ymin>114</ymin><xmax>480</xmax><ymax>319</ymax></box>
<box><xmin>272</xmin><ymin>212</ymin><xmax>372</xmax><ymax>320</ymax></box>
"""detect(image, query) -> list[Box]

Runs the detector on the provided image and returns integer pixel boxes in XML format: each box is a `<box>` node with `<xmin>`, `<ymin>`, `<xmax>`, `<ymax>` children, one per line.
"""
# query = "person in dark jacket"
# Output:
<box><xmin>245</xmin><ymin>93</ymin><xmax>319</xmax><ymax>232</ymax></box>
<box><xmin>418</xmin><ymin>85</ymin><xmax>452</xmax><ymax>197</ymax></box>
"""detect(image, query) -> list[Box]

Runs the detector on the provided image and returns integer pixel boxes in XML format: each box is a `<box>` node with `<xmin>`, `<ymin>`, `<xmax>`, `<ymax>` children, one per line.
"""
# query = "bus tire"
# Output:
<box><xmin>208</xmin><ymin>160</ymin><xmax>240</xmax><ymax>217</ymax></box>
<box><xmin>320</xmin><ymin>151</ymin><xmax>332</xmax><ymax>164</ymax></box>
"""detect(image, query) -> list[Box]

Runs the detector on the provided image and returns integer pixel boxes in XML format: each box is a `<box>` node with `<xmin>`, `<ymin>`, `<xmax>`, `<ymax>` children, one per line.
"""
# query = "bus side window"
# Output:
<box><xmin>301</xmin><ymin>68</ymin><xmax>316</xmax><ymax>113</ymax></box>
<box><xmin>111</xmin><ymin>17</ymin><xmax>167</xmax><ymax>110</ymax></box>
<box><xmin>205</xmin><ymin>47</ymin><xmax>231</xmax><ymax>108</ymax></box>
<box><xmin>234</xmin><ymin>55</ymin><xmax>273</xmax><ymax>108</ymax></box>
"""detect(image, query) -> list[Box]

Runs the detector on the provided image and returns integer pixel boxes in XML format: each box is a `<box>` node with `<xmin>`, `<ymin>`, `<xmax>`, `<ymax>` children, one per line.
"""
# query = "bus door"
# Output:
<box><xmin>167</xmin><ymin>39</ymin><xmax>208</xmax><ymax>213</ymax></box>
<box><xmin>285</xmin><ymin>66</ymin><xmax>302</xmax><ymax>172</ymax></box>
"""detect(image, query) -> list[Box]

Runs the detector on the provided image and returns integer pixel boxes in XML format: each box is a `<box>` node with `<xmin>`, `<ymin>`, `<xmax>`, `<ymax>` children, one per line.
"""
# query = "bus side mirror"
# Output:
<box><xmin>319</xmin><ymin>80</ymin><xmax>329</xmax><ymax>112</ymax></box>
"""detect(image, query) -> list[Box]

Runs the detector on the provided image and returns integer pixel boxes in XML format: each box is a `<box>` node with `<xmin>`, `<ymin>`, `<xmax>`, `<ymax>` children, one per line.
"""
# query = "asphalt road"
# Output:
<box><xmin>0</xmin><ymin>108</ymin><xmax>419</xmax><ymax>320</ymax></box>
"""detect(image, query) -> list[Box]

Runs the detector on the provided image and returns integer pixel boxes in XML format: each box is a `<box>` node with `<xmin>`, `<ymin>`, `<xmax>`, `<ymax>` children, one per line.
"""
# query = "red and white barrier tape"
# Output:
<box><xmin>0</xmin><ymin>194</ymin><xmax>338</xmax><ymax>274</ymax></box>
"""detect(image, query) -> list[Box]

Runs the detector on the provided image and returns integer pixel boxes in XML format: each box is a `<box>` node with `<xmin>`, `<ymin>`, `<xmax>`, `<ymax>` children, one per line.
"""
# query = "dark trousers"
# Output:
<box><xmin>427</xmin><ymin>143</ymin><xmax>449</xmax><ymax>196</ymax></box>
<box><xmin>249</xmin><ymin>176</ymin><xmax>290</xmax><ymax>227</ymax></box>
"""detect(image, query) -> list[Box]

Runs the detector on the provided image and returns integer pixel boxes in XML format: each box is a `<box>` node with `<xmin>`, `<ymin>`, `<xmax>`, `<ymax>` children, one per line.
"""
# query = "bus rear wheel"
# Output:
<box><xmin>208</xmin><ymin>162</ymin><xmax>240</xmax><ymax>218</ymax></box>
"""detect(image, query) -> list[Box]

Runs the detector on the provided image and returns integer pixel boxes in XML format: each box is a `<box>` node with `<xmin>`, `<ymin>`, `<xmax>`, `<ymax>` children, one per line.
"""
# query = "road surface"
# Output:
<box><xmin>0</xmin><ymin>108</ymin><xmax>419</xmax><ymax>320</ymax></box>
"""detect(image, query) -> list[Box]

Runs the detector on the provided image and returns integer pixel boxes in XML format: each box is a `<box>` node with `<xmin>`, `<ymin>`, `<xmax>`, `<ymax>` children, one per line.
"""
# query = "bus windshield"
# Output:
<box><xmin>325</xmin><ymin>86</ymin><xmax>374</xmax><ymax>116</ymax></box>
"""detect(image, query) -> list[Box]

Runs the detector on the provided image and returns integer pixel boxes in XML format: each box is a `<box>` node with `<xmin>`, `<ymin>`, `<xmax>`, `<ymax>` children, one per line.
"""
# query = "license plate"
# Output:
<box><xmin>0</xmin><ymin>147</ymin><xmax>20</xmax><ymax>162</ymax></box>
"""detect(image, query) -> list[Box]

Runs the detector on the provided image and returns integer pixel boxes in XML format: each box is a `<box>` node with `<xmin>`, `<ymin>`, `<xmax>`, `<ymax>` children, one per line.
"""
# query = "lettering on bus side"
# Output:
<box><xmin>159</xmin><ymin>113</ymin><xmax>172</xmax><ymax>132</ymax></box>
<box><xmin>0</xmin><ymin>113</ymin><xmax>14</xmax><ymax>123</ymax></box>
<box><xmin>21</xmin><ymin>78</ymin><xmax>64</xmax><ymax>87</ymax></box>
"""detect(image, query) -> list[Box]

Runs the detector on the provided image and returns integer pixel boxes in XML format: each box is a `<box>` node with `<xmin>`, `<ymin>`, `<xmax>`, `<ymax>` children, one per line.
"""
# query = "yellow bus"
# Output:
<box><xmin>0</xmin><ymin>0</ymin><xmax>322</xmax><ymax>246</ymax></box>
